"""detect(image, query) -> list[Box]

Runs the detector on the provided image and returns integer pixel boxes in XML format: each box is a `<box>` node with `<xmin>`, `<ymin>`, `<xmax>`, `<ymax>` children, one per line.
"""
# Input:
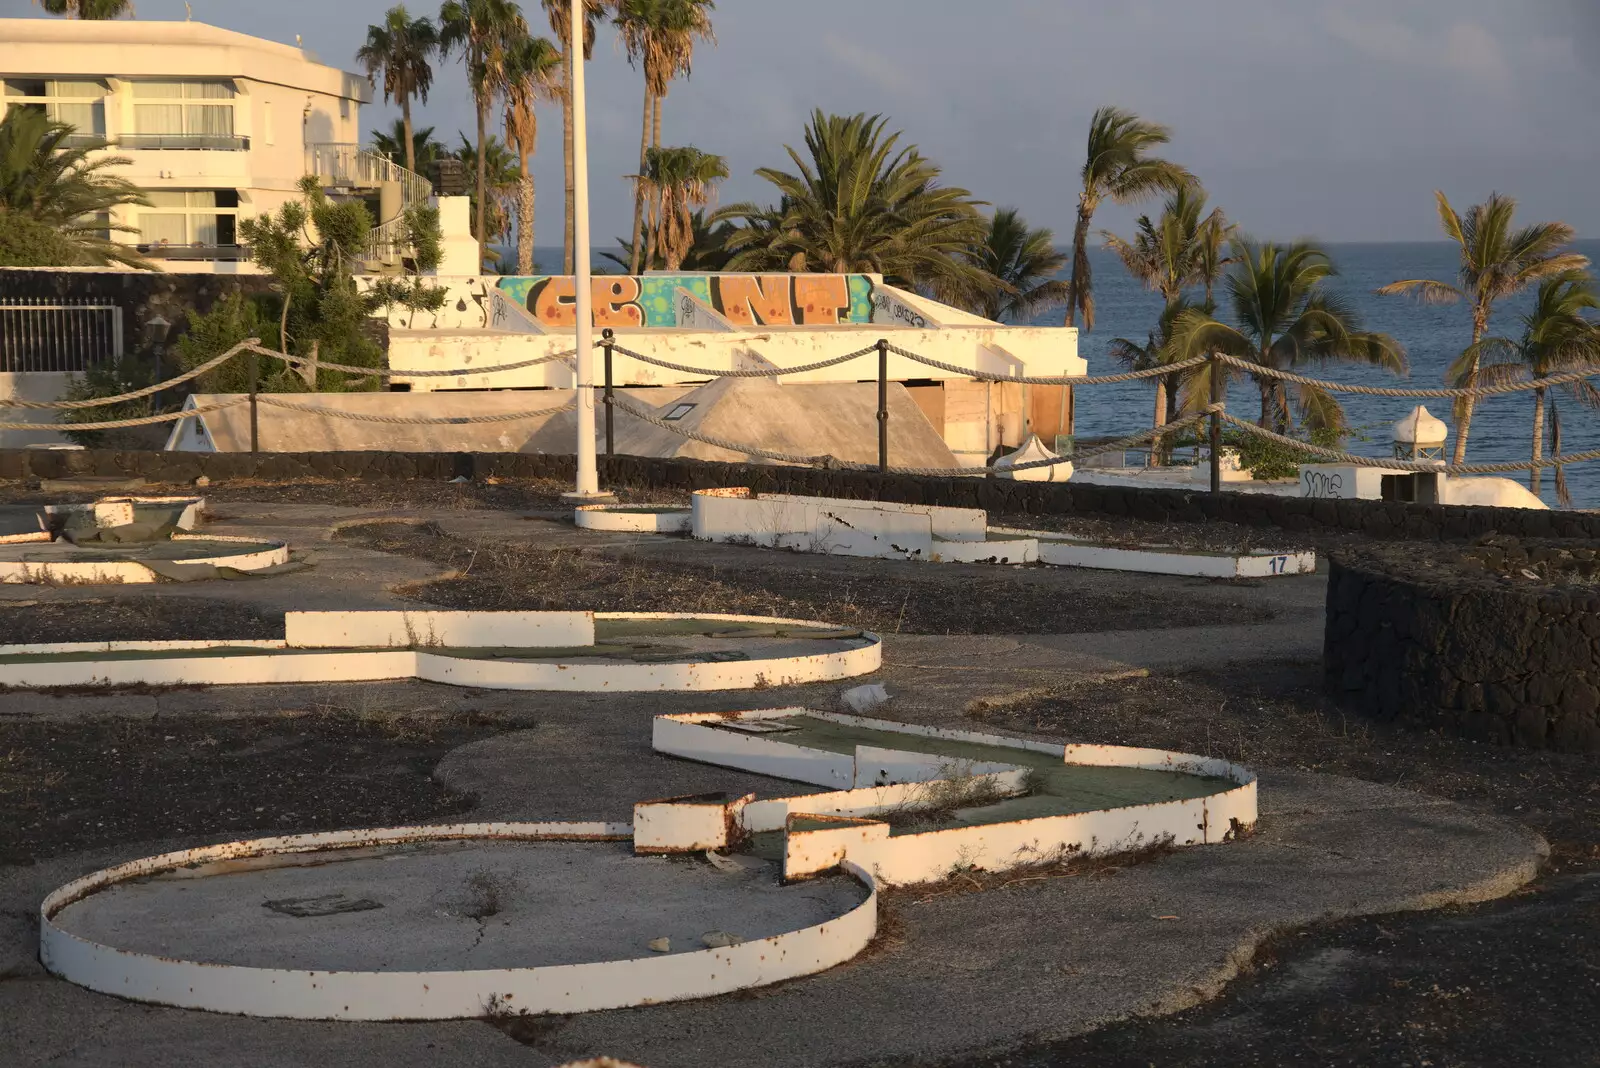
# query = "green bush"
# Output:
<box><xmin>57</xmin><ymin>358</ymin><xmax>159</xmax><ymax>449</ymax></box>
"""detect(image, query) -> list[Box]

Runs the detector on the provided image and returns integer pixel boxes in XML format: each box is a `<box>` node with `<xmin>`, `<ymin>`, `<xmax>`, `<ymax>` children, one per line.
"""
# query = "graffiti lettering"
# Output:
<box><xmin>871</xmin><ymin>293</ymin><xmax>928</xmax><ymax>330</ymax></box>
<box><xmin>1301</xmin><ymin>470</ymin><xmax>1344</xmax><ymax>499</ymax></box>
<box><xmin>497</xmin><ymin>274</ymin><xmax>875</xmax><ymax>329</ymax></box>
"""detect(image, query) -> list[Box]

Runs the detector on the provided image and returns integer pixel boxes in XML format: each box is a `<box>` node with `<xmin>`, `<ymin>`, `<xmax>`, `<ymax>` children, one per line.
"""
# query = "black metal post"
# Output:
<box><xmin>1208</xmin><ymin>351</ymin><xmax>1222</xmax><ymax>493</ymax></box>
<box><xmin>248</xmin><ymin>345</ymin><xmax>260</xmax><ymax>454</ymax></box>
<box><xmin>876</xmin><ymin>338</ymin><xmax>889</xmax><ymax>473</ymax></box>
<box><xmin>602</xmin><ymin>328</ymin><xmax>615</xmax><ymax>457</ymax></box>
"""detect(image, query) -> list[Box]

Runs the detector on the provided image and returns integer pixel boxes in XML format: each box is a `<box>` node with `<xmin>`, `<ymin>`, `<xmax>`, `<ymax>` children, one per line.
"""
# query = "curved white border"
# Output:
<box><xmin>574</xmin><ymin>505</ymin><xmax>692</xmax><ymax>534</ymax></box>
<box><xmin>0</xmin><ymin>533</ymin><xmax>289</xmax><ymax>585</ymax></box>
<box><xmin>40</xmin><ymin>823</ymin><xmax>877</xmax><ymax>1021</ymax></box>
<box><xmin>0</xmin><ymin>613</ymin><xmax>882</xmax><ymax>693</ymax></box>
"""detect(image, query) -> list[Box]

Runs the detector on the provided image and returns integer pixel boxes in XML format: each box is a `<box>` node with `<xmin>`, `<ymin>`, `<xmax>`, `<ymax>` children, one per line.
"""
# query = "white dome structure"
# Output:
<box><xmin>1393</xmin><ymin>406</ymin><xmax>1449</xmax><ymax>460</ymax></box>
<box><xmin>994</xmin><ymin>434</ymin><xmax>1073</xmax><ymax>482</ymax></box>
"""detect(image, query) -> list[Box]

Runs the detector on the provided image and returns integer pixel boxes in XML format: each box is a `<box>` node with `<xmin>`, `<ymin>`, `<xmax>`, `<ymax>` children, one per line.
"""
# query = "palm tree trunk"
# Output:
<box><xmin>1064</xmin><ymin>201</ymin><xmax>1093</xmax><ymax>329</ymax></box>
<box><xmin>643</xmin><ymin>186</ymin><xmax>660</xmax><ymax>271</ymax></box>
<box><xmin>1531</xmin><ymin>386</ymin><xmax>1546</xmax><ymax>497</ymax></box>
<box><xmin>1149</xmin><ymin>378</ymin><xmax>1167</xmax><ymax>468</ymax></box>
<box><xmin>653</xmin><ymin>91</ymin><xmax>663</xmax><ymax>149</ymax></box>
<box><xmin>1258</xmin><ymin>377</ymin><xmax>1273</xmax><ymax>427</ymax></box>
<box><xmin>1452</xmin><ymin>305</ymin><xmax>1490</xmax><ymax>464</ymax></box>
<box><xmin>628</xmin><ymin>88</ymin><xmax>652</xmax><ymax>275</ymax></box>
<box><xmin>562</xmin><ymin>49</ymin><xmax>575</xmax><ymax>274</ymax></box>
<box><xmin>516</xmin><ymin>158</ymin><xmax>535</xmax><ymax>275</ymax></box>
<box><xmin>474</xmin><ymin>96</ymin><xmax>489</xmax><ymax>268</ymax></box>
<box><xmin>401</xmin><ymin>94</ymin><xmax>416</xmax><ymax>176</ymax></box>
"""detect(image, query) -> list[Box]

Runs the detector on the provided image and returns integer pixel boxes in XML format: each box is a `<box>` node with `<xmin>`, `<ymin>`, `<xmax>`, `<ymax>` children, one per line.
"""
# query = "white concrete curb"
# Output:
<box><xmin>991</xmin><ymin>528</ymin><xmax>1318</xmax><ymax>578</ymax></box>
<box><xmin>40</xmin><ymin>823</ymin><xmax>878</xmax><ymax>1021</ymax></box>
<box><xmin>0</xmin><ymin>612</ymin><xmax>882</xmax><ymax>692</ymax></box>
<box><xmin>574</xmin><ymin>505</ymin><xmax>693</xmax><ymax>534</ymax></box>
<box><xmin>0</xmin><ymin>533</ymin><xmax>289</xmax><ymax>585</ymax></box>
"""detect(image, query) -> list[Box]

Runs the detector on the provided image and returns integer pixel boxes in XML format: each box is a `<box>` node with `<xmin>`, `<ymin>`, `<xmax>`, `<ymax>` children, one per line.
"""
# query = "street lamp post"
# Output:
<box><xmin>564</xmin><ymin>0</ymin><xmax>609</xmax><ymax>502</ymax></box>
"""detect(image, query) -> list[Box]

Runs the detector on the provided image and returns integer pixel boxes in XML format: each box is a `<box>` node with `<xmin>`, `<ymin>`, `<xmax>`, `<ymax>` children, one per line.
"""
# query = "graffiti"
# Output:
<box><xmin>871</xmin><ymin>292</ymin><xmax>928</xmax><ymax>330</ymax></box>
<box><xmin>495</xmin><ymin>274</ymin><xmax>878</xmax><ymax>329</ymax></box>
<box><xmin>1301</xmin><ymin>469</ymin><xmax>1345</xmax><ymax>499</ymax></box>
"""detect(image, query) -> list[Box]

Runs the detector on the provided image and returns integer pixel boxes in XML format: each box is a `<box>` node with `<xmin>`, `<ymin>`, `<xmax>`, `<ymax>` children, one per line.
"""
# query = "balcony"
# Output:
<box><xmin>117</xmin><ymin>134</ymin><xmax>250</xmax><ymax>152</ymax></box>
<box><xmin>134</xmin><ymin>243</ymin><xmax>253</xmax><ymax>262</ymax></box>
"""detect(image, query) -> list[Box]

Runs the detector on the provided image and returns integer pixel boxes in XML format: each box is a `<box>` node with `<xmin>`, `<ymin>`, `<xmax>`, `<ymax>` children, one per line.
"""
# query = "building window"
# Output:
<box><xmin>128</xmin><ymin>81</ymin><xmax>239</xmax><ymax>149</ymax></box>
<box><xmin>138</xmin><ymin>190</ymin><xmax>240</xmax><ymax>248</ymax></box>
<box><xmin>2</xmin><ymin>78</ymin><xmax>107</xmax><ymax>144</ymax></box>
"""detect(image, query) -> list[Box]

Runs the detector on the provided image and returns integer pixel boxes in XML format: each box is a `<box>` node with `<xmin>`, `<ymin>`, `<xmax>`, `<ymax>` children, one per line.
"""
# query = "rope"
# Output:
<box><xmin>1218</xmin><ymin>413</ymin><xmax>1600</xmax><ymax>475</ymax></box>
<box><xmin>255</xmin><ymin>394</ymin><xmax>577</xmax><ymax>426</ymax></box>
<box><xmin>0</xmin><ymin>341</ymin><xmax>254</xmax><ymax>409</ymax></box>
<box><xmin>606</xmin><ymin>342</ymin><xmax>880</xmax><ymax>379</ymax></box>
<box><xmin>0</xmin><ymin>398</ymin><xmax>247</xmax><ymax>431</ymax></box>
<box><xmin>886</xmin><ymin>344</ymin><xmax>1209</xmax><ymax>385</ymax></box>
<box><xmin>1215</xmin><ymin>355</ymin><xmax>1600</xmax><ymax>398</ymax></box>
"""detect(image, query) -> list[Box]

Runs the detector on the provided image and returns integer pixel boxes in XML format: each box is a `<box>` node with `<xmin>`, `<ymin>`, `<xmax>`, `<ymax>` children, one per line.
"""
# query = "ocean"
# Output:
<box><xmin>1019</xmin><ymin>241</ymin><xmax>1600</xmax><ymax>511</ymax></box>
<box><xmin>523</xmin><ymin>241</ymin><xmax>1600</xmax><ymax>508</ymax></box>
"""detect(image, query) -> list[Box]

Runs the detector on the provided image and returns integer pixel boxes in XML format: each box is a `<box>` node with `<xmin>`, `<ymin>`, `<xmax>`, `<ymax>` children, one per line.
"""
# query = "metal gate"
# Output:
<box><xmin>0</xmin><ymin>298</ymin><xmax>125</xmax><ymax>373</ymax></box>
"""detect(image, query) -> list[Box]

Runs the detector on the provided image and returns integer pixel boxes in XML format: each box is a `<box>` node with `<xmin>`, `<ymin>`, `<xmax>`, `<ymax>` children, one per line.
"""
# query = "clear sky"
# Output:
<box><xmin>6</xmin><ymin>0</ymin><xmax>1598</xmax><ymax>247</ymax></box>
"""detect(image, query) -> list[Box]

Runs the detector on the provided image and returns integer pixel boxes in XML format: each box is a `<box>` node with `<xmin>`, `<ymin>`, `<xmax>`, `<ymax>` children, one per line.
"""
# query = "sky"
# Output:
<box><xmin>6</xmin><ymin>0</ymin><xmax>1600</xmax><ymax>248</ymax></box>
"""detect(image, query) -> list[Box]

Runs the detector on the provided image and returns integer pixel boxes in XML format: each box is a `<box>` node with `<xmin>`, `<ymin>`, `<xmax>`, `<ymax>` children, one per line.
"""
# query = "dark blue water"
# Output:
<box><xmin>1021</xmin><ymin>242</ymin><xmax>1600</xmax><ymax>509</ymax></box>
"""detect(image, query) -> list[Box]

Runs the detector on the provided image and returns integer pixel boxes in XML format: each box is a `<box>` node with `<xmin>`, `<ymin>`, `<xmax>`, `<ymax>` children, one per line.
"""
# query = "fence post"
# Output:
<box><xmin>248</xmin><ymin>345</ymin><xmax>260</xmax><ymax>454</ymax></box>
<box><xmin>602</xmin><ymin>328</ymin><xmax>615</xmax><ymax>457</ymax></box>
<box><xmin>1208</xmin><ymin>351</ymin><xmax>1222</xmax><ymax>493</ymax></box>
<box><xmin>876</xmin><ymin>338</ymin><xmax>889</xmax><ymax>473</ymax></box>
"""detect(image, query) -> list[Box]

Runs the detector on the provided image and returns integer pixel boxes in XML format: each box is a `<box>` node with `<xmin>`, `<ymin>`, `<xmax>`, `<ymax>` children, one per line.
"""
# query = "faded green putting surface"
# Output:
<box><xmin>714</xmin><ymin>714</ymin><xmax>1235</xmax><ymax>829</ymax></box>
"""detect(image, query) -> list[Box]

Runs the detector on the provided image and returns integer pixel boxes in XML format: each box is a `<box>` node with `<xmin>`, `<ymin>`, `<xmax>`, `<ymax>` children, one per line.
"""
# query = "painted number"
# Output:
<box><xmin>1269</xmin><ymin>555</ymin><xmax>1289</xmax><ymax>574</ymax></box>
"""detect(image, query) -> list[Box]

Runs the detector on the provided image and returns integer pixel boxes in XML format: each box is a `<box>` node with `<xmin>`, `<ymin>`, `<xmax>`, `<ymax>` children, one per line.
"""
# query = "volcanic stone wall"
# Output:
<box><xmin>5</xmin><ymin>448</ymin><xmax>1600</xmax><ymax>544</ymax></box>
<box><xmin>1326</xmin><ymin>545</ymin><xmax>1600</xmax><ymax>753</ymax></box>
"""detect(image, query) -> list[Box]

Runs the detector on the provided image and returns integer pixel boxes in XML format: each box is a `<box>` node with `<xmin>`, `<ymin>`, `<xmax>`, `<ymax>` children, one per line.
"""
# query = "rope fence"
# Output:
<box><xmin>6</xmin><ymin>327</ymin><xmax>1600</xmax><ymax>485</ymax></box>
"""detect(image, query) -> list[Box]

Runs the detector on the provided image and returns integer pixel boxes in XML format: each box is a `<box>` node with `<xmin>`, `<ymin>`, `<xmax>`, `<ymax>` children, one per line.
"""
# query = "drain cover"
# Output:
<box><xmin>264</xmin><ymin>894</ymin><xmax>384</xmax><ymax>918</ymax></box>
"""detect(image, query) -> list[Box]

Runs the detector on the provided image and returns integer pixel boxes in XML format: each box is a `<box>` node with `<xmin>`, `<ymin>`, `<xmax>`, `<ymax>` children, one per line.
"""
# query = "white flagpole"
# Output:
<box><xmin>567</xmin><ymin>0</ymin><xmax>603</xmax><ymax>499</ymax></box>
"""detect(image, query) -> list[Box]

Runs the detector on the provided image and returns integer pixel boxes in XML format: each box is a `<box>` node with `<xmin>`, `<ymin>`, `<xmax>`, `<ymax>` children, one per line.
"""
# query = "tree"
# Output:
<box><xmin>632</xmin><ymin>145</ymin><xmax>725</xmax><ymax>270</ymax></box>
<box><xmin>453</xmin><ymin>133</ymin><xmax>520</xmax><ymax>254</ymax></box>
<box><xmin>371</xmin><ymin>119</ymin><xmax>448</xmax><ymax>173</ymax></box>
<box><xmin>1104</xmin><ymin>186</ymin><xmax>1232</xmax><ymax>440</ymax></box>
<box><xmin>1170</xmin><ymin>239</ymin><xmax>1406</xmax><ymax>434</ymax></box>
<box><xmin>719</xmin><ymin>111</ymin><xmax>988</xmax><ymax>293</ymax></box>
<box><xmin>960</xmin><ymin>208</ymin><xmax>1068</xmax><ymax>322</ymax></box>
<box><xmin>440</xmin><ymin>0</ymin><xmax>529</xmax><ymax>263</ymax></box>
<box><xmin>502</xmin><ymin>33</ymin><xmax>563</xmax><ymax>273</ymax></box>
<box><xmin>236</xmin><ymin>177</ymin><xmax>384</xmax><ymax>391</ymax></box>
<box><xmin>1378</xmin><ymin>191</ymin><xmax>1588</xmax><ymax>464</ymax></box>
<box><xmin>358</xmin><ymin>6</ymin><xmax>439</xmax><ymax>175</ymax></box>
<box><xmin>603</xmin><ymin>208</ymin><xmax>734</xmax><ymax>272</ymax></box>
<box><xmin>1465</xmin><ymin>270</ymin><xmax>1600</xmax><ymax>499</ymax></box>
<box><xmin>543</xmin><ymin>0</ymin><xmax>613</xmax><ymax>272</ymax></box>
<box><xmin>1109</xmin><ymin>296</ymin><xmax>1201</xmax><ymax>462</ymax></box>
<box><xmin>0</xmin><ymin>108</ymin><xmax>149</xmax><ymax>268</ymax></box>
<box><xmin>34</xmin><ymin>0</ymin><xmax>132</xmax><ymax>17</ymax></box>
<box><xmin>615</xmin><ymin>0</ymin><xmax>714</xmax><ymax>274</ymax></box>
<box><xmin>1065</xmin><ymin>106</ymin><xmax>1194</xmax><ymax>331</ymax></box>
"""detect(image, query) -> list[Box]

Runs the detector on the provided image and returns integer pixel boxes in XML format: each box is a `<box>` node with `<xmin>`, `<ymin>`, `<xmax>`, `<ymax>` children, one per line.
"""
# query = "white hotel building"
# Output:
<box><xmin>0</xmin><ymin>18</ymin><xmax>421</xmax><ymax>272</ymax></box>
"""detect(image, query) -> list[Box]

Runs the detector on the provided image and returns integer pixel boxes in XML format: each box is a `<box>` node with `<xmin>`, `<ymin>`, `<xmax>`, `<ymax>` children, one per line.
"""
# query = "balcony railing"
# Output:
<box><xmin>118</xmin><ymin>134</ymin><xmax>250</xmax><ymax>151</ymax></box>
<box><xmin>305</xmin><ymin>143</ymin><xmax>431</xmax><ymax>208</ymax></box>
<box><xmin>134</xmin><ymin>243</ymin><xmax>253</xmax><ymax>262</ymax></box>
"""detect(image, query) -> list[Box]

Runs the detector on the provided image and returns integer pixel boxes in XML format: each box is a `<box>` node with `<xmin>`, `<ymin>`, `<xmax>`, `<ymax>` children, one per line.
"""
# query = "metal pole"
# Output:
<box><xmin>566</xmin><ymin>0</ymin><xmax>603</xmax><ymax>499</ymax></box>
<box><xmin>248</xmin><ymin>345</ymin><xmax>260</xmax><ymax>454</ymax></box>
<box><xmin>1208</xmin><ymin>351</ymin><xmax>1221</xmax><ymax>493</ymax></box>
<box><xmin>602</xmin><ymin>328</ymin><xmax>615</xmax><ymax>457</ymax></box>
<box><xmin>876</xmin><ymin>337</ymin><xmax>889</xmax><ymax>473</ymax></box>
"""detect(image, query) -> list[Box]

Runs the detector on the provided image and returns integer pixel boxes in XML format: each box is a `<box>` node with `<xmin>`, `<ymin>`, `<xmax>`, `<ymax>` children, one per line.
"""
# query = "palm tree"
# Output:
<box><xmin>615</xmin><ymin>0</ymin><xmax>715</xmax><ymax>274</ymax></box>
<box><xmin>1110</xmin><ymin>297</ymin><xmax>1200</xmax><ymax>462</ymax></box>
<box><xmin>543</xmin><ymin>0</ymin><xmax>612</xmax><ymax>272</ymax></box>
<box><xmin>34</xmin><ymin>0</ymin><xmax>132</xmax><ymax>16</ymax></box>
<box><xmin>502</xmin><ymin>33</ymin><xmax>563</xmax><ymax>273</ymax></box>
<box><xmin>1379</xmin><ymin>192</ymin><xmax>1588</xmax><ymax>463</ymax></box>
<box><xmin>371</xmin><ymin>119</ymin><xmax>448</xmax><ymax>173</ymax></box>
<box><xmin>718</xmin><ymin>111</ymin><xmax>988</xmax><ymax>293</ymax></box>
<box><xmin>357</xmin><ymin>7</ymin><xmax>440</xmax><ymax>176</ymax></box>
<box><xmin>440</xmin><ymin>0</ymin><xmax>529</xmax><ymax>262</ymax></box>
<box><xmin>0</xmin><ymin>108</ymin><xmax>148</xmax><ymax>267</ymax></box>
<box><xmin>1104</xmin><ymin>186</ymin><xmax>1233</xmax><ymax>440</ymax></box>
<box><xmin>604</xmin><ymin>208</ymin><xmax>734</xmax><ymax>272</ymax></box>
<box><xmin>453</xmin><ymin>133</ymin><xmax>521</xmax><ymax>253</ymax></box>
<box><xmin>1464</xmin><ymin>271</ymin><xmax>1600</xmax><ymax>498</ymax></box>
<box><xmin>1065</xmin><ymin>106</ymin><xmax>1194</xmax><ymax>331</ymax></box>
<box><xmin>632</xmin><ymin>145</ymin><xmax>725</xmax><ymax>270</ymax></box>
<box><xmin>960</xmin><ymin>208</ymin><xmax>1068</xmax><ymax>322</ymax></box>
<box><xmin>1171</xmin><ymin>239</ymin><xmax>1406</xmax><ymax>434</ymax></box>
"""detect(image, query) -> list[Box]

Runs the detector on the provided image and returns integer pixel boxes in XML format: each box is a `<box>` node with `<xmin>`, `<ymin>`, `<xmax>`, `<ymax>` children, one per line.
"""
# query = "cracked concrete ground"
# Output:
<box><xmin>0</xmin><ymin>498</ymin><xmax>1558</xmax><ymax>1067</ymax></box>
